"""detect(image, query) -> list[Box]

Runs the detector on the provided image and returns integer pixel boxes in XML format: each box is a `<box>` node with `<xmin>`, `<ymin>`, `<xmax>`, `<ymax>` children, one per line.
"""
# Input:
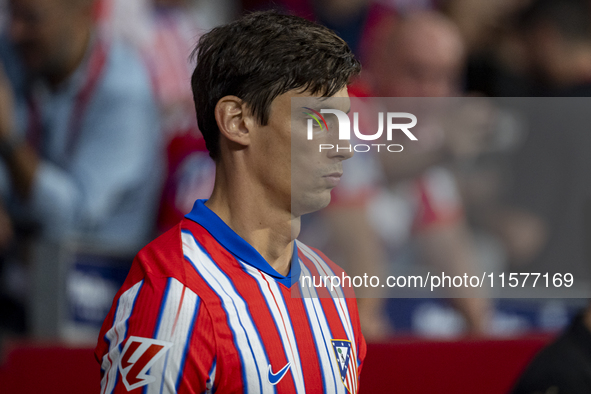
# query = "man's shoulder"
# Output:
<box><xmin>133</xmin><ymin>222</ymin><xmax>185</xmax><ymax>278</ymax></box>
<box><xmin>296</xmin><ymin>240</ymin><xmax>358</xmax><ymax>299</ymax></box>
<box><xmin>133</xmin><ymin>217</ymin><xmax>221</xmax><ymax>284</ymax></box>
<box><xmin>103</xmin><ymin>219</ymin><xmax>223</xmax><ymax>313</ymax></box>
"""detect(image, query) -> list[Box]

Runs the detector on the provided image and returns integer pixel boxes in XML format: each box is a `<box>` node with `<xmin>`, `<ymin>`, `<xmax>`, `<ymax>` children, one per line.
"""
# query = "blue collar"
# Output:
<box><xmin>185</xmin><ymin>199</ymin><xmax>300</xmax><ymax>287</ymax></box>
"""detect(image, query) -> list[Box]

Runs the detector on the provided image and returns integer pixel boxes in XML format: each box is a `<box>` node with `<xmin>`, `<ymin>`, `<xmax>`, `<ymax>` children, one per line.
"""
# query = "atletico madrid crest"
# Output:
<box><xmin>331</xmin><ymin>339</ymin><xmax>358</xmax><ymax>393</ymax></box>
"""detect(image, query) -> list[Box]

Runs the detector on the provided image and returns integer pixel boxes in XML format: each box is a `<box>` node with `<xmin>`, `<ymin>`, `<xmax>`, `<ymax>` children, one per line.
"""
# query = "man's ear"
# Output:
<box><xmin>215</xmin><ymin>96</ymin><xmax>254</xmax><ymax>147</ymax></box>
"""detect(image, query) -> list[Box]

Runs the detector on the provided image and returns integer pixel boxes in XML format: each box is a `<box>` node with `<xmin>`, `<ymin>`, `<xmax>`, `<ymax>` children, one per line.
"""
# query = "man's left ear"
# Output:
<box><xmin>215</xmin><ymin>96</ymin><xmax>254</xmax><ymax>148</ymax></box>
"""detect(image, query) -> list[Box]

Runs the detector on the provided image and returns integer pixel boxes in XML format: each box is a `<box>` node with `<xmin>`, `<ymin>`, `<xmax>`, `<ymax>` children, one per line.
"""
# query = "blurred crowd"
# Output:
<box><xmin>0</xmin><ymin>0</ymin><xmax>590</xmax><ymax>363</ymax></box>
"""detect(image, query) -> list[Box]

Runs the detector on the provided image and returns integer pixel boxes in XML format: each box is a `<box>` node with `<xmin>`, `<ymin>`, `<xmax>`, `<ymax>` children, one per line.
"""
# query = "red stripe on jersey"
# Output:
<box><xmin>281</xmin><ymin>289</ymin><xmax>328</xmax><ymax>391</ymax></box>
<box><xmin>177</xmin><ymin>302</ymin><xmax>216</xmax><ymax>394</ymax></box>
<box><xmin>261</xmin><ymin>273</ymin><xmax>298</xmax><ymax>355</ymax></box>
<box><xmin>319</xmin><ymin>297</ymin><xmax>349</xmax><ymax>345</ymax></box>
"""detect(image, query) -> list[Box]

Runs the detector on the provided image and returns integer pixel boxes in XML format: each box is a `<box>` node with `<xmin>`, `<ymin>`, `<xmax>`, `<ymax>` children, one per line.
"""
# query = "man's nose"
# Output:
<box><xmin>326</xmin><ymin>139</ymin><xmax>354</xmax><ymax>161</ymax></box>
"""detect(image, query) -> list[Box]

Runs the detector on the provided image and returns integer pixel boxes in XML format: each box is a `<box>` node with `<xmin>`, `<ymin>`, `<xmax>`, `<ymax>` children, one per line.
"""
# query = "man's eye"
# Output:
<box><xmin>304</xmin><ymin>118</ymin><xmax>323</xmax><ymax>130</ymax></box>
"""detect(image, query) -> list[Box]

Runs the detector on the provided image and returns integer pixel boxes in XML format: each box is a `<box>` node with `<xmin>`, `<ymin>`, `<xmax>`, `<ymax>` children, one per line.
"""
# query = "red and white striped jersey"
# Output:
<box><xmin>95</xmin><ymin>199</ymin><xmax>366</xmax><ymax>393</ymax></box>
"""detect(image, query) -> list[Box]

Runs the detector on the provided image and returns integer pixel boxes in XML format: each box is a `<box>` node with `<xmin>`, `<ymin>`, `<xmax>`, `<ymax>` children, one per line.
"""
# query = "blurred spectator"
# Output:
<box><xmin>443</xmin><ymin>0</ymin><xmax>533</xmax><ymax>96</ymax></box>
<box><xmin>519</xmin><ymin>0</ymin><xmax>591</xmax><ymax>96</ymax></box>
<box><xmin>366</xmin><ymin>10</ymin><xmax>464</xmax><ymax>98</ymax></box>
<box><xmin>511</xmin><ymin>303</ymin><xmax>591</xmax><ymax>394</ymax></box>
<box><xmin>0</xmin><ymin>0</ymin><xmax>162</xmax><ymax>334</ymax></box>
<box><xmin>1</xmin><ymin>0</ymin><xmax>161</xmax><ymax>248</ymax></box>
<box><xmin>444</xmin><ymin>0</ymin><xmax>530</xmax><ymax>55</ymax></box>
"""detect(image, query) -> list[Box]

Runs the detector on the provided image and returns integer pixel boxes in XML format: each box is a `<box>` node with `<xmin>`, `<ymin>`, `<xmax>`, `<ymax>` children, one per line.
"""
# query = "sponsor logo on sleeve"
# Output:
<box><xmin>119</xmin><ymin>336</ymin><xmax>173</xmax><ymax>391</ymax></box>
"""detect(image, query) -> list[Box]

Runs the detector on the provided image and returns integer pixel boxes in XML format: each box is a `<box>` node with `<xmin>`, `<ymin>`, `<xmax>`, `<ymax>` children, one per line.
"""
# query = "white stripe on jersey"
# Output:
<box><xmin>299</xmin><ymin>264</ymin><xmax>346</xmax><ymax>394</ymax></box>
<box><xmin>299</xmin><ymin>243</ymin><xmax>359</xmax><ymax>391</ymax></box>
<box><xmin>100</xmin><ymin>281</ymin><xmax>143</xmax><ymax>394</ymax></box>
<box><xmin>241</xmin><ymin>263</ymin><xmax>306</xmax><ymax>393</ymax></box>
<box><xmin>206</xmin><ymin>359</ymin><xmax>217</xmax><ymax>394</ymax></box>
<box><xmin>181</xmin><ymin>231</ymin><xmax>273</xmax><ymax>394</ymax></box>
<box><xmin>146</xmin><ymin>278</ymin><xmax>199</xmax><ymax>394</ymax></box>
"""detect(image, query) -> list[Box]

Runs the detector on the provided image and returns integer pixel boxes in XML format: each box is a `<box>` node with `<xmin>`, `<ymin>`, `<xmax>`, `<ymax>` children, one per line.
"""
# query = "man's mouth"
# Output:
<box><xmin>323</xmin><ymin>172</ymin><xmax>343</xmax><ymax>187</ymax></box>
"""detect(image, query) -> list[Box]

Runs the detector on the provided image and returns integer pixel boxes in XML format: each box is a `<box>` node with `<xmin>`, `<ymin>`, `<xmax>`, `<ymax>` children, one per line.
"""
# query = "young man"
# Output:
<box><xmin>95</xmin><ymin>11</ymin><xmax>365</xmax><ymax>393</ymax></box>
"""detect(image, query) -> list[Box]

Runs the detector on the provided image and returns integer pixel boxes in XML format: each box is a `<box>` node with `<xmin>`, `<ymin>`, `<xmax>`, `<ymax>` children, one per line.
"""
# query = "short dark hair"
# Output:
<box><xmin>191</xmin><ymin>11</ymin><xmax>361</xmax><ymax>160</ymax></box>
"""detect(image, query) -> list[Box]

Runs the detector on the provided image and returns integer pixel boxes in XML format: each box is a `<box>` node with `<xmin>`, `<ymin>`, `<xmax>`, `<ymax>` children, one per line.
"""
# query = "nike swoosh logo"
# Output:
<box><xmin>267</xmin><ymin>362</ymin><xmax>291</xmax><ymax>385</ymax></box>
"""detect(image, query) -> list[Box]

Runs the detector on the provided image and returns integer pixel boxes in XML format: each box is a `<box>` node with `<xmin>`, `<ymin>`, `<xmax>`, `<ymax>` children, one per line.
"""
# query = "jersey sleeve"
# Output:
<box><xmin>95</xmin><ymin>253</ymin><xmax>217</xmax><ymax>394</ymax></box>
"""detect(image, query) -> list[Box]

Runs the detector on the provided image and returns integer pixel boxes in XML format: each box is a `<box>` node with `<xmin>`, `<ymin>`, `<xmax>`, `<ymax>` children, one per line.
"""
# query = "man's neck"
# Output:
<box><xmin>205</xmin><ymin>162</ymin><xmax>299</xmax><ymax>276</ymax></box>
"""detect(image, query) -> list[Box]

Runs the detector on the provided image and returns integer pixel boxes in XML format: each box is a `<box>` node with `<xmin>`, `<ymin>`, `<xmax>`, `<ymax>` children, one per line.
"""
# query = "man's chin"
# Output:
<box><xmin>291</xmin><ymin>193</ymin><xmax>332</xmax><ymax>217</ymax></box>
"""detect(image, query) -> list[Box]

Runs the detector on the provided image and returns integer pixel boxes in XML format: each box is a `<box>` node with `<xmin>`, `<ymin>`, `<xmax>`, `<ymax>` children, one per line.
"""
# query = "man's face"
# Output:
<box><xmin>247</xmin><ymin>87</ymin><xmax>352</xmax><ymax>218</ymax></box>
<box><xmin>8</xmin><ymin>0</ymin><xmax>79</xmax><ymax>76</ymax></box>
